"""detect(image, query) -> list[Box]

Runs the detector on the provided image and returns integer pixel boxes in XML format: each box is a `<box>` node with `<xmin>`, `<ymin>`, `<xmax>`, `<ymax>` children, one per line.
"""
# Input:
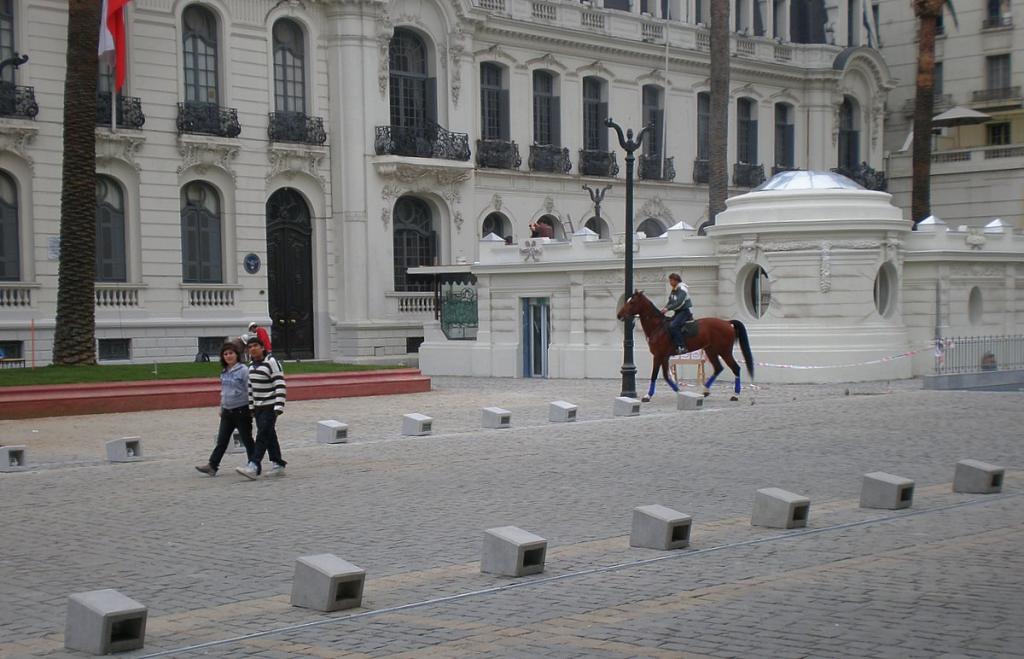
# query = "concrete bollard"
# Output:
<box><xmin>676</xmin><ymin>391</ymin><xmax>704</xmax><ymax>411</ymax></box>
<box><xmin>549</xmin><ymin>401</ymin><xmax>578</xmax><ymax>423</ymax></box>
<box><xmin>0</xmin><ymin>445</ymin><xmax>27</xmax><ymax>472</ymax></box>
<box><xmin>481</xmin><ymin>526</ymin><xmax>547</xmax><ymax>577</ymax></box>
<box><xmin>630</xmin><ymin>505</ymin><xmax>692</xmax><ymax>550</ymax></box>
<box><xmin>316</xmin><ymin>420</ymin><xmax>349</xmax><ymax>444</ymax></box>
<box><xmin>860</xmin><ymin>471</ymin><xmax>914</xmax><ymax>509</ymax></box>
<box><xmin>752</xmin><ymin>488</ymin><xmax>810</xmax><ymax>529</ymax></box>
<box><xmin>402</xmin><ymin>413</ymin><xmax>433</xmax><ymax>436</ymax></box>
<box><xmin>290</xmin><ymin>554</ymin><xmax>365</xmax><ymax>612</ymax></box>
<box><xmin>613</xmin><ymin>396</ymin><xmax>641</xmax><ymax>417</ymax></box>
<box><xmin>482</xmin><ymin>407</ymin><xmax>512</xmax><ymax>429</ymax></box>
<box><xmin>953</xmin><ymin>459</ymin><xmax>1004</xmax><ymax>494</ymax></box>
<box><xmin>65</xmin><ymin>589</ymin><xmax>147</xmax><ymax>655</ymax></box>
<box><xmin>227</xmin><ymin>431</ymin><xmax>247</xmax><ymax>454</ymax></box>
<box><xmin>105</xmin><ymin>437</ymin><xmax>143</xmax><ymax>463</ymax></box>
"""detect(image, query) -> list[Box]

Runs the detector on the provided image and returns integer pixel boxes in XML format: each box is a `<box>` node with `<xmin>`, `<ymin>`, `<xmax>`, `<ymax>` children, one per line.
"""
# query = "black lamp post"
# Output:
<box><xmin>606</xmin><ymin>118</ymin><xmax>652</xmax><ymax>399</ymax></box>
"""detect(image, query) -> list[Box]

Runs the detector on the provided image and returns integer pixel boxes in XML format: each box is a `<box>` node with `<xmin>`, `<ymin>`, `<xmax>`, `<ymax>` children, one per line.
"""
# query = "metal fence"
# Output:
<box><xmin>935</xmin><ymin>335</ymin><xmax>1024</xmax><ymax>375</ymax></box>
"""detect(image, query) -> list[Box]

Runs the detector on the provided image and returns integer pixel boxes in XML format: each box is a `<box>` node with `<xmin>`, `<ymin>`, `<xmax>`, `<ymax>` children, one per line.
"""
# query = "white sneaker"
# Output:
<box><xmin>269</xmin><ymin>463</ymin><xmax>286</xmax><ymax>476</ymax></box>
<box><xmin>235</xmin><ymin>462</ymin><xmax>259</xmax><ymax>480</ymax></box>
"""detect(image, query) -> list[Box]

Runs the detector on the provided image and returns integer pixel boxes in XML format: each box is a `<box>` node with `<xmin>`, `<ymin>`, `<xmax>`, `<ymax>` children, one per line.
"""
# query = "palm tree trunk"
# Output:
<box><xmin>52</xmin><ymin>0</ymin><xmax>100</xmax><ymax>364</ymax></box>
<box><xmin>704</xmin><ymin>0</ymin><xmax>731</xmax><ymax>233</ymax></box>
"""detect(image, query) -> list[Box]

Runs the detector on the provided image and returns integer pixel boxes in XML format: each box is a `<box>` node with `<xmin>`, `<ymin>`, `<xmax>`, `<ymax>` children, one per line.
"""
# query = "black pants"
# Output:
<box><xmin>252</xmin><ymin>407</ymin><xmax>286</xmax><ymax>474</ymax></box>
<box><xmin>208</xmin><ymin>406</ymin><xmax>255</xmax><ymax>471</ymax></box>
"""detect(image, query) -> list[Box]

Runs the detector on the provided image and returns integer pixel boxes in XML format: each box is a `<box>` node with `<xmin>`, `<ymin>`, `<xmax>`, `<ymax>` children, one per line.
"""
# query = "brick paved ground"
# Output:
<box><xmin>0</xmin><ymin>376</ymin><xmax>1021</xmax><ymax>658</ymax></box>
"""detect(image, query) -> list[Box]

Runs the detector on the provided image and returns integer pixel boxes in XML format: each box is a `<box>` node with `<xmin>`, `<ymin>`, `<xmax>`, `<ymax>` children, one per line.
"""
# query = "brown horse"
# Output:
<box><xmin>616</xmin><ymin>290</ymin><xmax>755</xmax><ymax>401</ymax></box>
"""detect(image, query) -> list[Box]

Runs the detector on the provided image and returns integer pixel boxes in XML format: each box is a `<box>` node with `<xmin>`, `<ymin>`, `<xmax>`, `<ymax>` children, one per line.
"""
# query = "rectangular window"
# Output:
<box><xmin>697</xmin><ymin>93</ymin><xmax>710</xmax><ymax>160</ymax></box>
<box><xmin>737</xmin><ymin>100</ymin><xmax>758</xmax><ymax>164</ymax></box>
<box><xmin>198</xmin><ymin>336</ymin><xmax>226</xmax><ymax>360</ymax></box>
<box><xmin>0</xmin><ymin>0</ymin><xmax>14</xmax><ymax>84</ymax></box>
<box><xmin>934</xmin><ymin>62</ymin><xmax>943</xmax><ymax>97</ymax></box>
<box><xmin>98</xmin><ymin>338</ymin><xmax>131</xmax><ymax>361</ymax></box>
<box><xmin>774</xmin><ymin>104</ymin><xmax>794</xmax><ymax>168</ymax></box>
<box><xmin>986</xmin><ymin>55</ymin><xmax>1011</xmax><ymax>91</ymax></box>
<box><xmin>987</xmin><ymin>122</ymin><xmax>1011</xmax><ymax>146</ymax></box>
<box><xmin>480</xmin><ymin>64</ymin><xmax>504</xmax><ymax>140</ymax></box>
<box><xmin>582</xmin><ymin>78</ymin><xmax>607</xmax><ymax>150</ymax></box>
<box><xmin>642</xmin><ymin>86</ymin><xmax>663</xmax><ymax>157</ymax></box>
<box><xmin>533</xmin><ymin>71</ymin><xmax>559</xmax><ymax>146</ymax></box>
<box><xmin>0</xmin><ymin>340</ymin><xmax>23</xmax><ymax>360</ymax></box>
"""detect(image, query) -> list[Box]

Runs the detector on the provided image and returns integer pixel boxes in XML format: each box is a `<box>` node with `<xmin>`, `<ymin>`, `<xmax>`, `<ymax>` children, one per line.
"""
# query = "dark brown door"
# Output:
<box><xmin>266</xmin><ymin>188</ymin><xmax>314</xmax><ymax>359</ymax></box>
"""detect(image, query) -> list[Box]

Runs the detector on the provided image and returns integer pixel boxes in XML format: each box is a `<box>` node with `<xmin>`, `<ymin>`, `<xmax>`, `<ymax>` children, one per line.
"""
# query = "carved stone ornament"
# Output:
<box><xmin>381</xmin><ymin>207</ymin><xmax>391</xmax><ymax>229</ymax></box>
<box><xmin>951</xmin><ymin>264</ymin><xmax>1001</xmax><ymax>278</ymax></box>
<box><xmin>453</xmin><ymin>210</ymin><xmax>464</xmax><ymax>233</ymax></box>
<box><xmin>375</xmin><ymin>161</ymin><xmax>473</xmax><ymax>185</ymax></box>
<box><xmin>491</xmin><ymin>193</ymin><xmax>503</xmax><ymax>211</ymax></box>
<box><xmin>520</xmin><ymin>239</ymin><xmax>543</xmax><ymax>262</ymax></box>
<box><xmin>0</xmin><ymin>121</ymin><xmax>39</xmax><ymax>170</ymax></box>
<box><xmin>96</xmin><ymin>130</ymin><xmax>145</xmax><ymax>171</ymax></box>
<box><xmin>178</xmin><ymin>134</ymin><xmax>240</xmax><ymax>182</ymax></box>
<box><xmin>871</xmin><ymin>97</ymin><xmax>885</xmax><ymax>148</ymax></box>
<box><xmin>819</xmin><ymin>240</ymin><xmax>832</xmax><ymax>293</ymax></box>
<box><xmin>376</xmin><ymin>12</ymin><xmax>394</xmax><ymax>98</ymax></box>
<box><xmin>543</xmin><ymin>196</ymin><xmax>555</xmax><ymax>213</ymax></box>
<box><xmin>637</xmin><ymin>197</ymin><xmax>674</xmax><ymax>225</ymax></box>
<box><xmin>266</xmin><ymin>143</ymin><xmax>328</xmax><ymax>189</ymax></box>
<box><xmin>832</xmin><ymin>102</ymin><xmax>841</xmax><ymax>146</ymax></box>
<box><xmin>965</xmin><ymin>228</ymin><xmax>986</xmax><ymax>250</ymax></box>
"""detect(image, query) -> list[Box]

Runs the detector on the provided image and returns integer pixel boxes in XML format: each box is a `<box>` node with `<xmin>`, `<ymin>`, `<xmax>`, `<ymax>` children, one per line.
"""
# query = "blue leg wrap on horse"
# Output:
<box><xmin>648</xmin><ymin>381</ymin><xmax>656</xmax><ymax>397</ymax></box>
<box><xmin>704</xmin><ymin>372</ymin><xmax>719</xmax><ymax>388</ymax></box>
<box><xmin>734</xmin><ymin>376</ymin><xmax>741</xmax><ymax>394</ymax></box>
<box><xmin>669</xmin><ymin>380</ymin><xmax>679</xmax><ymax>393</ymax></box>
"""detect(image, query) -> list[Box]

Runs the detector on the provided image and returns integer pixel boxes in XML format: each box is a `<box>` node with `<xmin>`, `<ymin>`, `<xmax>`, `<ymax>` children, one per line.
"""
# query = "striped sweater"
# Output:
<box><xmin>248</xmin><ymin>355</ymin><xmax>286</xmax><ymax>412</ymax></box>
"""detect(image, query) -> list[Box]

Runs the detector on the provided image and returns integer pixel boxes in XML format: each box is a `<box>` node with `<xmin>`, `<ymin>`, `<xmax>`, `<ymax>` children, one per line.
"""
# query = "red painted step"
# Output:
<box><xmin>0</xmin><ymin>369</ymin><xmax>430</xmax><ymax>420</ymax></box>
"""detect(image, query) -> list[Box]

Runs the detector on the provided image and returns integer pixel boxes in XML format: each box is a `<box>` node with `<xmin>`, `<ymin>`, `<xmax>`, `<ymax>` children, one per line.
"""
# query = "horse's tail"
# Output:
<box><xmin>730</xmin><ymin>319</ymin><xmax>755</xmax><ymax>379</ymax></box>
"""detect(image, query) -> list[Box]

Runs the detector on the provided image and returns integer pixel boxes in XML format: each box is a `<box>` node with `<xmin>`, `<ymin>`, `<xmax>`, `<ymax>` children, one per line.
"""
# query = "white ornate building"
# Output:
<box><xmin>0</xmin><ymin>0</ymin><xmax>894</xmax><ymax>365</ymax></box>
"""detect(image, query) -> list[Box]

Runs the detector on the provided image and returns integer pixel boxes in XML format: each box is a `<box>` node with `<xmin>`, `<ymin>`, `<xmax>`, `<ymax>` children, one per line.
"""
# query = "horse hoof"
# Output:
<box><xmin>641</xmin><ymin>396</ymin><xmax>651</xmax><ymax>403</ymax></box>
<box><xmin>702</xmin><ymin>391</ymin><xmax>711</xmax><ymax>397</ymax></box>
<box><xmin>730</xmin><ymin>395</ymin><xmax>739</xmax><ymax>402</ymax></box>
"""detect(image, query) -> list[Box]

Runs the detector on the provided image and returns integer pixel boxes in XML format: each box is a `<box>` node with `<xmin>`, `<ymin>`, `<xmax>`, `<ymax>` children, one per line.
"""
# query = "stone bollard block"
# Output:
<box><xmin>676</xmin><ymin>391</ymin><xmax>705</xmax><ymax>411</ymax></box>
<box><xmin>317</xmin><ymin>420</ymin><xmax>349</xmax><ymax>444</ymax></box>
<box><xmin>481</xmin><ymin>526</ymin><xmax>547</xmax><ymax>577</ymax></box>
<box><xmin>630</xmin><ymin>504</ymin><xmax>692</xmax><ymax>550</ymax></box>
<box><xmin>549</xmin><ymin>401</ymin><xmax>578</xmax><ymax>423</ymax></box>
<box><xmin>227</xmin><ymin>431</ymin><xmax>247</xmax><ymax>454</ymax></box>
<box><xmin>65</xmin><ymin>589</ymin><xmax>147</xmax><ymax>655</ymax></box>
<box><xmin>613</xmin><ymin>397</ymin><xmax>641</xmax><ymax>417</ymax></box>
<box><xmin>482</xmin><ymin>407</ymin><xmax>512</xmax><ymax>429</ymax></box>
<box><xmin>953</xmin><ymin>459</ymin><xmax>1004</xmax><ymax>494</ymax></box>
<box><xmin>290</xmin><ymin>554</ymin><xmax>365</xmax><ymax>612</ymax></box>
<box><xmin>860</xmin><ymin>471</ymin><xmax>914</xmax><ymax>509</ymax></box>
<box><xmin>0</xmin><ymin>445</ymin><xmax>28</xmax><ymax>472</ymax></box>
<box><xmin>105</xmin><ymin>437</ymin><xmax>143</xmax><ymax>463</ymax></box>
<box><xmin>402</xmin><ymin>413</ymin><xmax>433</xmax><ymax>436</ymax></box>
<box><xmin>752</xmin><ymin>488</ymin><xmax>810</xmax><ymax>529</ymax></box>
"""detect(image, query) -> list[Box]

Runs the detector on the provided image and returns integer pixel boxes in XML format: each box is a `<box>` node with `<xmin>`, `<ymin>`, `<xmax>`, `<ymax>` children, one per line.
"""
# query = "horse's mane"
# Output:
<box><xmin>634</xmin><ymin>291</ymin><xmax>661</xmax><ymax>318</ymax></box>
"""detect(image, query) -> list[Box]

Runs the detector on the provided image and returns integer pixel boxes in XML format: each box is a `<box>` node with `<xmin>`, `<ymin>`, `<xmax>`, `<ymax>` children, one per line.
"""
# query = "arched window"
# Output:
<box><xmin>838</xmin><ymin>96</ymin><xmax>859</xmax><ymax>171</ymax></box>
<box><xmin>585</xmin><ymin>216</ymin><xmax>609</xmax><ymax>239</ymax></box>
<box><xmin>182</xmin><ymin>5</ymin><xmax>219</xmax><ymax>104</ymax></box>
<box><xmin>642</xmin><ymin>85</ymin><xmax>664</xmax><ymax>158</ymax></box>
<box><xmin>774</xmin><ymin>103</ymin><xmax>795</xmax><ymax>170</ymax></box>
<box><xmin>533</xmin><ymin>70</ymin><xmax>559</xmax><ymax>146</ymax></box>
<box><xmin>582</xmin><ymin>77</ymin><xmax>608</xmax><ymax>150</ymax></box>
<box><xmin>737</xmin><ymin>98</ymin><xmax>758</xmax><ymax>164</ymax></box>
<box><xmin>637</xmin><ymin>218</ymin><xmax>666</xmax><ymax>238</ymax></box>
<box><xmin>180</xmin><ymin>181</ymin><xmax>222</xmax><ymax>283</ymax></box>
<box><xmin>273</xmin><ymin>19</ymin><xmax>306</xmax><ymax>113</ymax></box>
<box><xmin>482</xmin><ymin>212</ymin><xmax>512</xmax><ymax>241</ymax></box>
<box><xmin>697</xmin><ymin>92</ymin><xmax>710</xmax><ymax>161</ymax></box>
<box><xmin>480</xmin><ymin>62</ymin><xmax>509</xmax><ymax>141</ymax></box>
<box><xmin>96</xmin><ymin>176</ymin><xmax>127</xmax><ymax>282</ymax></box>
<box><xmin>0</xmin><ymin>171</ymin><xmax>18</xmax><ymax>280</ymax></box>
<box><xmin>393</xmin><ymin>197</ymin><xmax>435</xmax><ymax>291</ymax></box>
<box><xmin>1</xmin><ymin>0</ymin><xmax>16</xmax><ymax>84</ymax></box>
<box><xmin>538</xmin><ymin>214</ymin><xmax>565</xmax><ymax>240</ymax></box>
<box><xmin>389</xmin><ymin>29</ymin><xmax>433</xmax><ymax>129</ymax></box>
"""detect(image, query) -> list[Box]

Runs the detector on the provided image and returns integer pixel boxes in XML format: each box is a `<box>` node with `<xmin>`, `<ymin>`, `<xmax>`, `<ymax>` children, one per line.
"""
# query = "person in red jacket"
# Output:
<box><xmin>247</xmin><ymin>322</ymin><xmax>273</xmax><ymax>355</ymax></box>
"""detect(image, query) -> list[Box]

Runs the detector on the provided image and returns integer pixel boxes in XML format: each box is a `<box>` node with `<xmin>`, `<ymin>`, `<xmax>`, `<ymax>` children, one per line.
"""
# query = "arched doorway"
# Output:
<box><xmin>266</xmin><ymin>188</ymin><xmax>314</xmax><ymax>359</ymax></box>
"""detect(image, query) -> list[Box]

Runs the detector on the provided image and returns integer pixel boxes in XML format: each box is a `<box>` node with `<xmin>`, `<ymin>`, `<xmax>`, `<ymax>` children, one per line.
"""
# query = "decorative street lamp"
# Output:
<box><xmin>582</xmin><ymin>183</ymin><xmax>613</xmax><ymax>233</ymax></box>
<box><xmin>606</xmin><ymin>117</ymin><xmax>652</xmax><ymax>399</ymax></box>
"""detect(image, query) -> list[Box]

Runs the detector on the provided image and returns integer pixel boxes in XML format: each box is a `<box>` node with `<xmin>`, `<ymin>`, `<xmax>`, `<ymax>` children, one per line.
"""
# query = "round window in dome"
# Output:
<box><xmin>873</xmin><ymin>262</ymin><xmax>898</xmax><ymax>318</ymax></box>
<box><xmin>739</xmin><ymin>265</ymin><xmax>771</xmax><ymax>318</ymax></box>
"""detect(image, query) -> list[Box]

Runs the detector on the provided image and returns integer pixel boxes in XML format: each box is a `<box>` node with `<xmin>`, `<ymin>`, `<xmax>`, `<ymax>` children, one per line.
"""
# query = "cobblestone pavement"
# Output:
<box><xmin>1</xmin><ymin>376</ymin><xmax>1022</xmax><ymax>658</ymax></box>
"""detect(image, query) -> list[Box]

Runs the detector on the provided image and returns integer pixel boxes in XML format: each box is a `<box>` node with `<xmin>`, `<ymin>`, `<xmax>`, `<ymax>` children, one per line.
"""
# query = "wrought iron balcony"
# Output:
<box><xmin>176</xmin><ymin>101</ymin><xmax>241</xmax><ymax>138</ymax></box>
<box><xmin>831</xmin><ymin>163</ymin><xmax>887</xmax><ymax>191</ymax></box>
<box><xmin>971</xmin><ymin>86</ymin><xmax>1021</xmax><ymax>104</ymax></box>
<box><xmin>268</xmin><ymin>111</ymin><xmax>326</xmax><ymax>145</ymax></box>
<box><xmin>374</xmin><ymin>120</ymin><xmax>471</xmax><ymax>161</ymax></box>
<box><xmin>476</xmin><ymin>139</ymin><xmax>521</xmax><ymax>170</ymax></box>
<box><xmin>692</xmin><ymin>158</ymin><xmax>709</xmax><ymax>184</ymax></box>
<box><xmin>638</xmin><ymin>155</ymin><xmax>676</xmax><ymax>181</ymax></box>
<box><xmin>0</xmin><ymin>81</ymin><xmax>38</xmax><ymax>119</ymax></box>
<box><xmin>733</xmin><ymin>162</ymin><xmax>766</xmax><ymax>187</ymax></box>
<box><xmin>528</xmin><ymin>144</ymin><xmax>572</xmax><ymax>174</ymax></box>
<box><xmin>578</xmin><ymin>149</ymin><xmax>619</xmax><ymax>177</ymax></box>
<box><xmin>96</xmin><ymin>93</ymin><xmax>145</xmax><ymax>129</ymax></box>
<box><xmin>982</xmin><ymin>15</ymin><xmax>1012</xmax><ymax>29</ymax></box>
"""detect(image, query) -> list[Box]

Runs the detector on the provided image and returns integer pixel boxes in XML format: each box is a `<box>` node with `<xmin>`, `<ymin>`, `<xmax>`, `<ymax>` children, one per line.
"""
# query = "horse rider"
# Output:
<box><xmin>661</xmin><ymin>272</ymin><xmax>694</xmax><ymax>349</ymax></box>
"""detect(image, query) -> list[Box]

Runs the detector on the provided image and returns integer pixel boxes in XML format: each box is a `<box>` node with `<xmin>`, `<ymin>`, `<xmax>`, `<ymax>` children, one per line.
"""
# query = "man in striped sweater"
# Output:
<box><xmin>236</xmin><ymin>336</ymin><xmax>288</xmax><ymax>479</ymax></box>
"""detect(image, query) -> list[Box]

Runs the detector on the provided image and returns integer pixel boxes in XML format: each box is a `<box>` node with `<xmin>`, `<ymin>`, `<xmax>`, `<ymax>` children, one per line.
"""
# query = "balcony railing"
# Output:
<box><xmin>96</xmin><ymin>94</ymin><xmax>145</xmax><ymax>129</ymax></box>
<box><xmin>177</xmin><ymin>101</ymin><xmax>241</xmax><ymax>138</ymax></box>
<box><xmin>935</xmin><ymin>335</ymin><xmax>1024</xmax><ymax>375</ymax></box>
<box><xmin>529</xmin><ymin>144</ymin><xmax>572</xmax><ymax>173</ymax></box>
<box><xmin>374</xmin><ymin>120</ymin><xmax>471</xmax><ymax>161</ymax></box>
<box><xmin>476</xmin><ymin>139</ymin><xmax>522</xmax><ymax>170</ymax></box>
<box><xmin>638</xmin><ymin>155</ymin><xmax>676</xmax><ymax>181</ymax></box>
<box><xmin>95</xmin><ymin>284</ymin><xmax>142</xmax><ymax>308</ymax></box>
<box><xmin>0</xmin><ymin>82</ymin><xmax>38</xmax><ymax>119</ymax></box>
<box><xmin>0</xmin><ymin>283</ymin><xmax>33</xmax><ymax>307</ymax></box>
<box><xmin>693</xmin><ymin>158</ymin><xmax>709</xmax><ymax>184</ymax></box>
<box><xmin>268</xmin><ymin>111</ymin><xmax>326</xmax><ymax>145</ymax></box>
<box><xmin>831</xmin><ymin>162</ymin><xmax>887</xmax><ymax>191</ymax></box>
<box><xmin>182</xmin><ymin>284</ymin><xmax>237</xmax><ymax>307</ymax></box>
<box><xmin>578</xmin><ymin>149</ymin><xmax>619</xmax><ymax>177</ymax></box>
<box><xmin>971</xmin><ymin>87</ymin><xmax>1022</xmax><ymax>104</ymax></box>
<box><xmin>902</xmin><ymin>93</ymin><xmax>953</xmax><ymax>118</ymax></box>
<box><xmin>733</xmin><ymin>162</ymin><xmax>765</xmax><ymax>187</ymax></box>
<box><xmin>982</xmin><ymin>15</ymin><xmax>1012</xmax><ymax>29</ymax></box>
<box><xmin>772</xmin><ymin>164</ymin><xmax>797</xmax><ymax>176</ymax></box>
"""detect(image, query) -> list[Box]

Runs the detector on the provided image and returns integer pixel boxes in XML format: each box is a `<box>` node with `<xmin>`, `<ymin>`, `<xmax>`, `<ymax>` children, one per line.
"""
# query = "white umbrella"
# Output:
<box><xmin>931</xmin><ymin>106</ymin><xmax>992</xmax><ymax>149</ymax></box>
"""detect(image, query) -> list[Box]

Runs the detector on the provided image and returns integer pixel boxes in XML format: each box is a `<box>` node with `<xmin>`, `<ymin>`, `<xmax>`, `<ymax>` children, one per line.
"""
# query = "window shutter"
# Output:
<box><xmin>499</xmin><ymin>88</ymin><xmax>510</xmax><ymax>141</ymax></box>
<box><xmin>551</xmin><ymin>96</ymin><xmax>561</xmax><ymax>146</ymax></box>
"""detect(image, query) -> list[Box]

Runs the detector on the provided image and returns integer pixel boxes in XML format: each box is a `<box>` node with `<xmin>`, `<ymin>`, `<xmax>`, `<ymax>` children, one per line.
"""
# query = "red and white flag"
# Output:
<box><xmin>98</xmin><ymin>0</ymin><xmax>132</xmax><ymax>91</ymax></box>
